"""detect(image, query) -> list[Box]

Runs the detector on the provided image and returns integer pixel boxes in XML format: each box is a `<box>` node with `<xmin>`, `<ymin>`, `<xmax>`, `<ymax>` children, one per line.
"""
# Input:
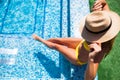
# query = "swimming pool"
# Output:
<box><xmin>0</xmin><ymin>0</ymin><xmax>90</xmax><ymax>80</ymax></box>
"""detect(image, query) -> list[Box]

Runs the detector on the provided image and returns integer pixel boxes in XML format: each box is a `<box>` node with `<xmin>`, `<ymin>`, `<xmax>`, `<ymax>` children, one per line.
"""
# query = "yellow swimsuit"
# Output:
<box><xmin>75</xmin><ymin>39</ymin><xmax>90</xmax><ymax>65</ymax></box>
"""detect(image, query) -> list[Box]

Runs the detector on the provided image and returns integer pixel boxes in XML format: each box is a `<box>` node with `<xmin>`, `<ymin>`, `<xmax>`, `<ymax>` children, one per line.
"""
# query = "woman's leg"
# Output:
<box><xmin>32</xmin><ymin>34</ymin><xmax>57</xmax><ymax>48</ymax></box>
<box><xmin>32</xmin><ymin>34</ymin><xmax>79</xmax><ymax>65</ymax></box>
<box><xmin>33</xmin><ymin>34</ymin><xmax>82</xmax><ymax>49</ymax></box>
<box><xmin>47</xmin><ymin>38</ymin><xmax>82</xmax><ymax>49</ymax></box>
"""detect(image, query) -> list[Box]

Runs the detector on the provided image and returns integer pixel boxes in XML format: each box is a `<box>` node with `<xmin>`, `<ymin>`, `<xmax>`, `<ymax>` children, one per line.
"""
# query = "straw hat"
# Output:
<box><xmin>79</xmin><ymin>11</ymin><xmax>120</xmax><ymax>43</ymax></box>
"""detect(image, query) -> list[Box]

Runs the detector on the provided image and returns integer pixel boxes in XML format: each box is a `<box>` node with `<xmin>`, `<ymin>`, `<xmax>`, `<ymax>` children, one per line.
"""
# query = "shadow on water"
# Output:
<box><xmin>34</xmin><ymin>50</ymin><xmax>87</xmax><ymax>79</ymax></box>
<box><xmin>34</xmin><ymin>51</ymin><xmax>61</xmax><ymax>78</ymax></box>
<box><xmin>34</xmin><ymin>51</ymin><xmax>72</xmax><ymax>79</ymax></box>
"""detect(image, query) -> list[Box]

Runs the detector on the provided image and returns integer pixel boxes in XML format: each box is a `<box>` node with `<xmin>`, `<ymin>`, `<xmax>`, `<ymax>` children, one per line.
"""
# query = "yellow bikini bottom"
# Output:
<box><xmin>75</xmin><ymin>39</ymin><xmax>90</xmax><ymax>65</ymax></box>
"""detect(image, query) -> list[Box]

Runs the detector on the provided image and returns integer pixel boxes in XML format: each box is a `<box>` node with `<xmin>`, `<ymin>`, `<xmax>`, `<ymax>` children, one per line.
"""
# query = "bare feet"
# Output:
<box><xmin>32</xmin><ymin>34</ymin><xmax>56</xmax><ymax>49</ymax></box>
<box><xmin>32</xmin><ymin>34</ymin><xmax>42</xmax><ymax>41</ymax></box>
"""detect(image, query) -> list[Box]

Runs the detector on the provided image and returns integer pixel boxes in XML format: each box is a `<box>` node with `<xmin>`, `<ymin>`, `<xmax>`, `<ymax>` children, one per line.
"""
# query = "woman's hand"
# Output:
<box><xmin>92</xmin><ymin>0</ymin><xmax>107</xmax><ymax>11</ymax></box>
<box><xmin>89</xmin><ymin>42</ymin><xmax>102</xmax><ymax>62</ymax></box>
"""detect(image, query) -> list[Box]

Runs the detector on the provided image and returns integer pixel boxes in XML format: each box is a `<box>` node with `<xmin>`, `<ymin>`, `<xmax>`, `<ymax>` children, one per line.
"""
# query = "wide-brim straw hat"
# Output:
<box><xmin>79</xmin><ymin>11</ymin><xmax>120</xmax><ymax>43</ymax></box>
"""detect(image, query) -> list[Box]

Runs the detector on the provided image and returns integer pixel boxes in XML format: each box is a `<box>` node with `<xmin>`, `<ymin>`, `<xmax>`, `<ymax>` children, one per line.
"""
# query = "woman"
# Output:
<box><xmin>32</xmin><ymin>10</ymin><xmax>120</xmax><ymax>80</ymax></box>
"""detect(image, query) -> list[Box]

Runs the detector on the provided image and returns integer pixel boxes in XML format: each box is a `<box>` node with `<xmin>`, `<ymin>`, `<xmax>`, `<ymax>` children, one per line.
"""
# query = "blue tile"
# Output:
<box><xmin>0</xmin><ymin>0</ymin><xmax>90</xmax><ymax>79</ymax></box>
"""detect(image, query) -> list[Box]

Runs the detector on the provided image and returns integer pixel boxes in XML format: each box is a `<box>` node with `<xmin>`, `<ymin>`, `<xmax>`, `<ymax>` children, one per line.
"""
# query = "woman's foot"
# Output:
<box><xmin>32</xmin><ymin>34</ymin><xmax>42</xmax><ymax>41</ymax></box>
<box><xmin>32</xmin><ymin>34</ymin><xmax>56</xmax><ymax>49</ymax></box>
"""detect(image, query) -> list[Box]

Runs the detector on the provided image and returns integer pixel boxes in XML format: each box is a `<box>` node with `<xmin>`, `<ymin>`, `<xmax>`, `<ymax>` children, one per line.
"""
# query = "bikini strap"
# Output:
<box><xmin>83</xmin><ymin>40</ymin><xmax>90</xmax><ymax>51</ymax></box>
<box><xmin>75</xmin><ymin>39</ymin><xmax>85</xmax><ymax>59</ymax></box>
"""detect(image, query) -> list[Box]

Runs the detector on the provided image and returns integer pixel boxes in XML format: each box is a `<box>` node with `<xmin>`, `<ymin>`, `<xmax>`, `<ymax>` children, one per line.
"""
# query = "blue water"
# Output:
<box><xmin>0</xmin><ymin>0</ymin><xmax>91</xmax><ymax>80</ymax></box>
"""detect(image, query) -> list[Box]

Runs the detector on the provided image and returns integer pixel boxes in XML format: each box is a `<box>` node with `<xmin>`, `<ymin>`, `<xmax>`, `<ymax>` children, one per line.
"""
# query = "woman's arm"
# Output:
<box><xmin>84</xmin><ymin>60</ymin><xmax>99</xmax><ymax>80</ymax></box>
<box><xmin>84</xmin><ymin>42</ymin><xmax>102</xmax><ymax>80</ymax></box>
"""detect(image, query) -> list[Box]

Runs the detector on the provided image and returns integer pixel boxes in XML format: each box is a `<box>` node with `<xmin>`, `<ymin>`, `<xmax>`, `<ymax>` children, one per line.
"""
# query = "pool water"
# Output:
<box><xmin>0</xmin><ymin>0</ymin><xmax>90</xmax><ymax>80</ymax></box>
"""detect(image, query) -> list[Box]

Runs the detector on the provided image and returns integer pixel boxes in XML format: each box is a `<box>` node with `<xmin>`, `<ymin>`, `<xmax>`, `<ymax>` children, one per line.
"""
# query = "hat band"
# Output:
<box><xmin>85</xmin><ymin>21</ymin><xmax>112</xmax><ymax>34</ymax></box>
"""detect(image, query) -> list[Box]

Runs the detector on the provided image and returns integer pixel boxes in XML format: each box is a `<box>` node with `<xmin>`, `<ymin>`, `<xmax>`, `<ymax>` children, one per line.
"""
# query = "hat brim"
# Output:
<box><xmin>79</xmin><ymin>11</ymin><xmax>120</xmax><ymax>43</ymax></box>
